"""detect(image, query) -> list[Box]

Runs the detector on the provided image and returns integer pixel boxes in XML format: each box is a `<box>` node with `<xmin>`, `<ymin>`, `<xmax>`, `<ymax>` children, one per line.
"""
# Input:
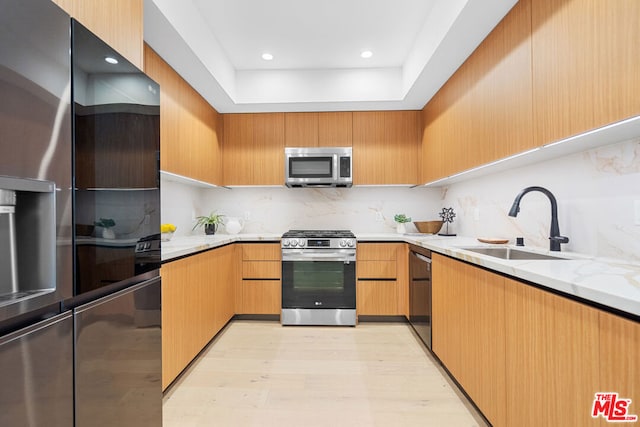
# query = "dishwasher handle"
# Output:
<box><xmin>412</xmin><ymin>252</ymin><xmax>432</xmax><ymax>263</ymax></box>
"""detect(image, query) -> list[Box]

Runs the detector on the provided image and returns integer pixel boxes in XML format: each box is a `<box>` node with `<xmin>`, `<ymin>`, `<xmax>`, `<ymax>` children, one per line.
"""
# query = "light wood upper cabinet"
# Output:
<box><xmin>223</xmin><ymin>113</ymin><xmax>285</xmax><ymax>185</ymax></box>
<box><xmin>532</xmin><ymin>0</ymin><xmax>640</xmax><ymax>145</ymax></box>
<box><xmin>284</xmin><ymin>112</ymin><xmax>353</xmax><ymax>147</ymax></box>
<box><xmin>318</xmin><ymin>112</ymin><xmax>353</xmax><ymax>146</ymax></box>
<box><xmin>504</xmin><ymin>277</ymin><xmax>600</xmax><ymax>427</ymax></box>
<box><xmin>421</xmin><ymin>0</ymin><xmax>533</xmax><ymax>183</ymax></box>
<box><xmin>285</xmin><ymin>112</ymin><xmax>318</xmax><ymax>147</ymax></box>
<box><xmin>56</xmin><ymin>0</ymin><xmax>143</xmax><ymax>70</ymax></box>
<box><xmin>353</xmin><ymin>111</ymin><xmax>421</xmax><ymax>185</ymax></box>
<box><xmin>144</xmin><ymin>45</ymin><xmax>223</xmax><ymax>185</ymax></box>
<box><xmin>51</xmin><ymin>0</ymin><xmax>74</xmax><ymax>14</ymax></box>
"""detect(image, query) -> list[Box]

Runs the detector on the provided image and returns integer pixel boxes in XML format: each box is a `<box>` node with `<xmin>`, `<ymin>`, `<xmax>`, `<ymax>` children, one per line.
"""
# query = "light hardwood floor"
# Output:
<box><xmin>163</xmin><ymin>321</ymin><xmax>488</xmax><ymax>427</ymax></box>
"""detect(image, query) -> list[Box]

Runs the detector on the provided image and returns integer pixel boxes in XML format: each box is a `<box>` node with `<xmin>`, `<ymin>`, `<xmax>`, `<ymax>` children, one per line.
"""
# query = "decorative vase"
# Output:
<box><xmin>204</xmin><ymin>224</ymin><xmax>217</xmax><ymax>235</ymax></box>
<box><xmin>102</xmin><ymin>227</ymin><xmax>115</xmax><ymax>239</ymax></box>
<box><xmin>396</xmin><ymin>223</ymin><xmax>406</xmax><ymax>234</ymax></box>
<box><xmin>225</xmin><ymin>217</ymin><xmax>244</xmax><ymax>234</ymax></box>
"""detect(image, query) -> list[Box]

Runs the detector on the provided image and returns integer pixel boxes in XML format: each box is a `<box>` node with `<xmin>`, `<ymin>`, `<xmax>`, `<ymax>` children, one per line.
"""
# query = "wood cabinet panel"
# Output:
<box><xmin>285</xmin><ymin>112</ymin><xmax>318</xmax><ymax>147</ymax></box>
<box><xmin>240</xmin><ymin>281</ymin><xmax>281</xmax><ymax>315</ymax></box>
<box><xmin>318</xmin><ymin>112</ymin><xmax>353</xmax><ymax>146</ymax></box>
<box><xmin>242</xmin><ymin>243</ymin><xmax>281</xmax><ymax>261</ymax></box>
<box><xmin>223</xmin><ymin>113</ymin><xmax>285</xmax><ymax>185</ymax></box>
<box><xmin>421</xmin><ymin>0</ymin><xmax>533</xmax><ymax>183</ymax></box>
<box><xmin>504</xmin><ymin>277</ymin><xmax>600</xmax><ymax>427</ymax></box>
<box><xmin>213</xmin><ymin>245</ymin><xmax>237</xmax><ymax>332</ymax></box>
<box><xmin>356</xmin><ymin>243</ymin><xmax>406</xmax><ymax>316</ymax></box>
<box><xmin>51</xmin><ymin>0</ymin><xmax>73</xmax><ymax>14</ymax></box>
<box><xmin>357</xmin><ymin>261</ymin><xmax>396</xmax><ymax>279</ymax></box>
<box><xmin>532</xmin><ymin>0</ymin><xmax>640</xmax><ymax>145</ymax></box>
<box><xmin>357</xmin><ymin>280</ymin><xmax>399</xmax><ymax>315</ymax></box>
<box><xmin>238</xmin><ymin>243</ymin><xmax>282</xmax><ymax>315</ymax></box>
<box><xmin>353</xmin><ymin>111</ymin><xmax>421</xmax><ymax>185</ymax></box>
<box><xmin>161</xmin><ymin>246</ymin><xmax>236</xmax><ymax>390</ymax></box>
<box><xmin>357</xmin><ymin>243</ymin><xmax>398</xmax><ymax>260</ymax></box>
<box><xmin>599</xmin><ymin>311</ymin><xmax>639</xmax><ymax>421</ymax></box>
<box><xmin>73</xmin><ymin>0</ymin><xmax>143</xmax><ymax>70</ymax></box>
<box><xmin>432</xmin><ymin>254</ymin><xmax>506</xmax><ymax>426</ymax></box>
<box><xmin>243</xmin><ymin>261</ymin><xmax>281</xmax><ymax>279</ymax></box>
<box><xmin>144</xmin><ymin>45</ymin><xmax>223</xmax><ymax>185</ymax></box>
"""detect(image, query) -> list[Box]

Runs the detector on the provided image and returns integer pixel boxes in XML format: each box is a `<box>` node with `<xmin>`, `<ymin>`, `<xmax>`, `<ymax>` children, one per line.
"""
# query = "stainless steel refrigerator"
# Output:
<box><xmin>0</xmin><ymin>1</ymin><xmax>162</xmax><ymax>425</ymax></box>
<box><xmin>0</xmin><ymin>0</ymin><xmax>74</xmax><ymax>424</ymax></box>
<box><xmin>67</xmin><ymin>20</ymin><xmax>162</xmax><ymax>427</ymax></box>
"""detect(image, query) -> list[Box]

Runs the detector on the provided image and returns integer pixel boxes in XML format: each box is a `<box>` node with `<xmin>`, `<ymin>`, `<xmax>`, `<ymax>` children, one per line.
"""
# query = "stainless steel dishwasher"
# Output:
<box><xmin>409</xmin><ymin>245</ymin><xmax>432</xmax><ymax>349</ymax></box>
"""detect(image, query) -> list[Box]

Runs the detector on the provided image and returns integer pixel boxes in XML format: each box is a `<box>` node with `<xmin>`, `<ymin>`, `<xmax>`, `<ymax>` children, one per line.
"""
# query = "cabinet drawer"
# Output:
<box><xmin>357</xmin><ymin>280</ymin><xmax>399</xmax><ymax>315</ymax></box>
<box><xmin>242</xmin><ymin>243</ymin><xmax>281</xmax><ymax>261</ymax></box>
<box><xmin>241</xmin><ymin>280</ymin><xmax>281</xmax><ymax>315</ymax></box>
<box><xmin>357</xmin><ymin>243</ymin><xmax>399</xmax><ymax>260</ymax></box>
<box><xmin>357</xmin><ymin>260</ymin><xmax>396</xmax><ymax>279</ymax></box>
<box><xmin>243</xmin><ymin>261</ymin><xmax>281</xmax><ymax>279</ymax></box>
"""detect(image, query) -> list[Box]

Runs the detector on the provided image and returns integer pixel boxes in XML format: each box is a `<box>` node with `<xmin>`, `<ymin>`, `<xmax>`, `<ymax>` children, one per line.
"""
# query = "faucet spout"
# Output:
<box><xmin>508</xmin><ymin>186</ymin><xmax>569</xmax><ymax>251</ymax></box>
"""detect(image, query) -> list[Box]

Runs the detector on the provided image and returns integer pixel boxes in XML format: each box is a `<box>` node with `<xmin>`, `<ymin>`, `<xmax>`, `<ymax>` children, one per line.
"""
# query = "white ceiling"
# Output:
<box><xmin>144</xmin><ymin>0</ymin><xmax>518</xmax><ymax>113</ymax></box>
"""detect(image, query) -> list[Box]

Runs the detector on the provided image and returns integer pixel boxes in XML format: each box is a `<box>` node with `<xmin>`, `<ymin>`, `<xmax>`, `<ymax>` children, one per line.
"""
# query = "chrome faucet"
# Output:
<box><xmin>508</xmin><ymin>186</ymin><xmax>569</xmax><ymax>252</ymax></box>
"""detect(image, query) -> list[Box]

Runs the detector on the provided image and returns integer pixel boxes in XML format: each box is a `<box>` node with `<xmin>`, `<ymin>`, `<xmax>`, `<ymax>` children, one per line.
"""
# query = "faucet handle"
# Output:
<box><xmin>550</xmin><ymin>236</ymin><xmax>569</xmax><ymax>244</ymax></box>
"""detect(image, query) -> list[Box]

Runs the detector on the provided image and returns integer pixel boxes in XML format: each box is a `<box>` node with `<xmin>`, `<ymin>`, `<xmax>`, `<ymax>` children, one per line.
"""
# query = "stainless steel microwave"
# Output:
<box><xmin>285</xmin><ymin>147</ymin><xmax>352</xmax><ymax>187</ymax></box>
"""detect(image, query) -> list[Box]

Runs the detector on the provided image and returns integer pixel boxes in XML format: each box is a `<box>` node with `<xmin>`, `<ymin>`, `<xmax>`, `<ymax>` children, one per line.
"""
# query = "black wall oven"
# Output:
<box><xmin>281</xmin><ymin>230</ymin><xmax>356</xmax><ymax>326</ymax></box>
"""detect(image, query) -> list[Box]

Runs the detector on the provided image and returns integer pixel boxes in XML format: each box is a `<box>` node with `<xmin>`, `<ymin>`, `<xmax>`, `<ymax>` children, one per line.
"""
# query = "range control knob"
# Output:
<box><xmin>282</xmin><ymin>239</ymin><xmax>290</xmax><ymax>247</ymax></box>
<box><xmin>347</xmin><ymin>239</ymin><xmax>355</xmax><ymax>247</ymax></box>
<box><xmin>339</xmin><ymin>239</ymin><xmax>347</xmax><ymax>247</ymax></box>
<box><xmin>298</xmin><ymin>239</ymin><xmax>306</xmax><ymax>247</ymax></box>
<box><xmin>290</xmin><ymin>239</ymin><xmax>298</xmax><ymax>247</ymax></box>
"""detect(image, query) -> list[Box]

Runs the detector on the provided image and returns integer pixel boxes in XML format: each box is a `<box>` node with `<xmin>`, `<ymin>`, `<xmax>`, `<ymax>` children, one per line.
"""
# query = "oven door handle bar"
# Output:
<box><xmin>282</xmin><ymin>251</ymin><xmax>356</xmax><ymax>263</ymax></box>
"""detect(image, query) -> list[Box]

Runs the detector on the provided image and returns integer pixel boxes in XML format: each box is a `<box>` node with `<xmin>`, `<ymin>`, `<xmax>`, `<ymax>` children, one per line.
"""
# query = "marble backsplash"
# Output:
<box><xmin>161</xmin><ymin>137</ymin><xmax>640</xmax><ymax>265</ymax></box>
<box><xmin>161</xmin><ymin>183</ymin><xmax>441</xmax><ymax>236</ymax></box>
<box><xmin>439</xmin><ymin>137</ymin><xmax>640</xmax><ymax>264</ymax></box>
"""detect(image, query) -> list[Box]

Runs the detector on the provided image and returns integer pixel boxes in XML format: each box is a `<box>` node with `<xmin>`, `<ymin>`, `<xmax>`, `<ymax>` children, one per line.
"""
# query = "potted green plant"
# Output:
<box><xmin>94</xmin><ymin>218</ymin><xmax>116</xmax><ymax>239</ymax></box>
<box><xmin>394</xmin><ymin>213</ymin><xmax>412</xmax><ymax>234</ymax></box>
<box><xmin>193</xmin><ymin>212</ymin><xmax>225</xmax><ymax>235</ymax></box>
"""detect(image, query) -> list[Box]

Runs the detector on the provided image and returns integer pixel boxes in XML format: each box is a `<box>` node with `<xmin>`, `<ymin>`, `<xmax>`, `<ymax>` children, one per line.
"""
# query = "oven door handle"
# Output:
<box><xmin>282</xmin><ymin>252</ymin><xmax>356</xmax><ymax>262</ymax></box>
<box><xmin>412</xmin><ymin>252</ymin><xmax>431</xmax><ymax>263</ymax></box>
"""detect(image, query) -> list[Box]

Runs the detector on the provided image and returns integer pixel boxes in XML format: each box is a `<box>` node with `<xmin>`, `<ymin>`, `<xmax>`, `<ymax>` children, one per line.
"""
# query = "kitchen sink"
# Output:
<box><xmin>459</xmin><ymin>247</ymin><xmax>568</xmax><ymax>260</ymax></box>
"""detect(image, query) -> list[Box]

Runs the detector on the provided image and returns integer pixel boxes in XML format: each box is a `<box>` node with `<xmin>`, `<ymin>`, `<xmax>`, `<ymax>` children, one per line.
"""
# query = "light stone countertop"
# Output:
<box><xmin>162</xmin><ymin>232</ymin><xmax>640</xmax><ymax>318</ymax></box>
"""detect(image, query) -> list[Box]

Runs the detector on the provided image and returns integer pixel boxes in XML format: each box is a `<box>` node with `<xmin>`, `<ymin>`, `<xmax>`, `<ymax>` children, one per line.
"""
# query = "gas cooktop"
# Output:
<box><xmin>282</xmin><ymin>230</ymin><xmax>355</xmax><ymax>239</ymax></box>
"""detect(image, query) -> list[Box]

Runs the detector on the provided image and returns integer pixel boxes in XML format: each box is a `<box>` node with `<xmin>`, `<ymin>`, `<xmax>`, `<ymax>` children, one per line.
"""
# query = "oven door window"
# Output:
<box><xmin>282</xmin><ymin>260</ymin><xmax>355</xmax><ymax>309</ymax></box>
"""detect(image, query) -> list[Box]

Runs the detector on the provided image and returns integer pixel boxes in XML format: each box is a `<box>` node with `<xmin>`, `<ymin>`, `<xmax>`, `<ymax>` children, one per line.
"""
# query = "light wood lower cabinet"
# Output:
<box><xmin>504</xmin><ymin>277</ymin><xmax>600</xmax><ymax>427</ymax></box>
<box><xmin>161</xmin><ymin>244</ymin><xmax>236</xmax><ymax>390</ymax></box>
<box><xmin>433</xmin><ymin>253</ymin><xmax>639</xmax><ymax>427</ymax></box>
<box><xmin>432</xmin><ymin>254</ymin><xmax>506</xmax><ymax>426</ymax></box>
<box><xmin>356</xmin><ymin>243</ymin><xmax>408</xmax><ymax>316</ymax></box>
<box><xmin>236</xmin><ymin>243</ymin><xmax>281</xmax><ymax>315</ymax></box>
<box><xmin>599</xmin><ymin>311</ymin><xmax>640</xmax><ymax>424</ymax></box>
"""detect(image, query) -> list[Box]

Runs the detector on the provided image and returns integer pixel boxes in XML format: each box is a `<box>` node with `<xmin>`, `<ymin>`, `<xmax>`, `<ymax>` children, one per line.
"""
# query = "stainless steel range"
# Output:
<box><xmin>281</xmin><ymin>230</ymin><xmax>356</xmax><ymax>326</ymax></box>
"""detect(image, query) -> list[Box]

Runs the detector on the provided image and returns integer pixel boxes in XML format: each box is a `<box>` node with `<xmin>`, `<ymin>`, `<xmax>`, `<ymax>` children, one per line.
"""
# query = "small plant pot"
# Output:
<box><xmin>396</xmin><ymin>223</ymin><xmax>407</xmax><ymax>234</ymax></box>
<box><xmin>204</xmin><ymin>224</ymin><xmax>217</xmax><ymax>235</ymax></box>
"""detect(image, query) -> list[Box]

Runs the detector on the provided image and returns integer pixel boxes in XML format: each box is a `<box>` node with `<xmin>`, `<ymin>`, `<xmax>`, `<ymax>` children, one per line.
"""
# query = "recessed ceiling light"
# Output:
<box><xmin>104</xmin><ymin>56</ymin><xmax>118</xmax><ymax>65</ymax></box>
<box><xmin>360</xmin><ymin>50</ymin><xmax>373</xmax><ymax>59</ymax></box>
<box><xmin>262</xmin><ymin>53</ymin><xmax>273</xmax><ymax>61</ymax></box>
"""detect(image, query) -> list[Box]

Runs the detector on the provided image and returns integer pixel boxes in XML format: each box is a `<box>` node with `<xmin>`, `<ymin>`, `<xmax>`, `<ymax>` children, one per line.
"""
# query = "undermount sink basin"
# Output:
<box><xmin>459</xmin><ymin>247</ymin><xmax>568</xmax><ymax>260</ymax></box>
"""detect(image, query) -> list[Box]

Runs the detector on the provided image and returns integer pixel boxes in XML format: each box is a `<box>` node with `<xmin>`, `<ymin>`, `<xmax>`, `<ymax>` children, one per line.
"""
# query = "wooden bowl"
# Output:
<box><xmin>413</xmin><ymin>221</ymin><xmax>444</xmax><ymax>234</ymax></box>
